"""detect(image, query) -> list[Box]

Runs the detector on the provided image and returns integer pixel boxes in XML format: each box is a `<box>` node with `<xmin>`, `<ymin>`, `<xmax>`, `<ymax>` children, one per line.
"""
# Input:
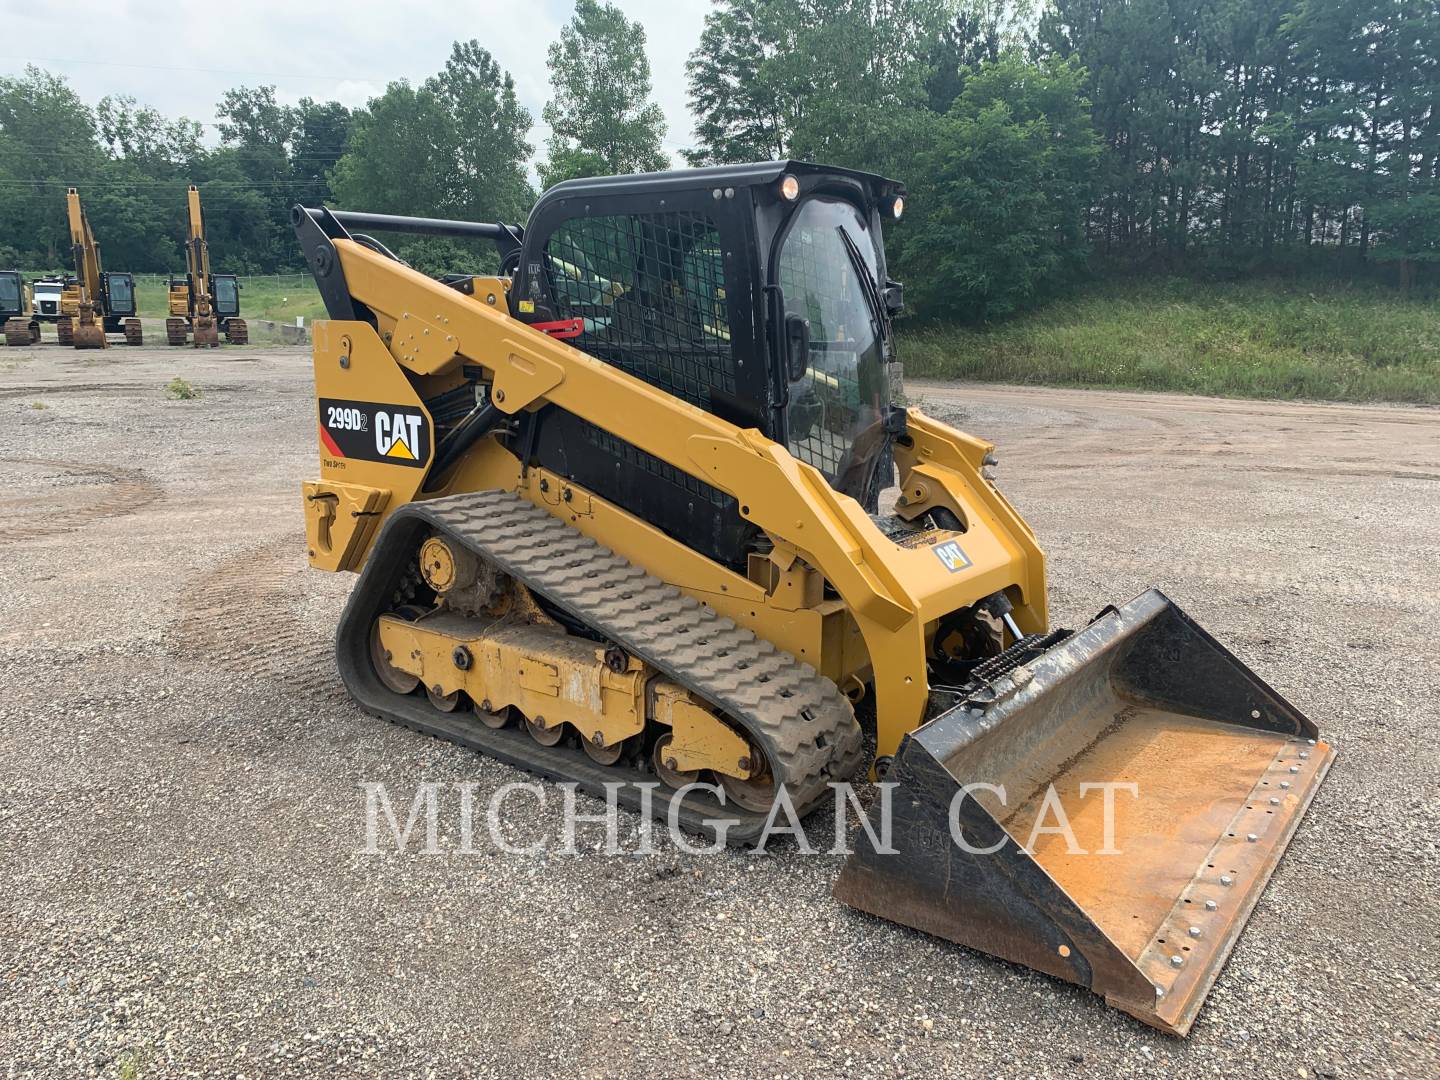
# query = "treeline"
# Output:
<box><xmin>683</xmin><ymin>0</ymin><xmax>1440</xmax><ymax>314</ymax></box>
<box><xmin>1</xmin><ymin>0</ymin><xmax>1436</xmax><ymax>322</ymax></box>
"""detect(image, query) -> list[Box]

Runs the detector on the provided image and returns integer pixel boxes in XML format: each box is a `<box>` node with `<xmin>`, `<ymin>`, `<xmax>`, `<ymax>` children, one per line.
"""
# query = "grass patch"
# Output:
<box><xmin>132</xmin><ymin>275</ymin><xmax>325</xmax><ymax>324</ymax></box>
<box><xmin>900</xmin><ymin>277</ymin><xmax>1440</xmax><ymax>403</ymax></box>
<box><xmin>29</xmin><ymin>401</ymin><xmax>47</xmax><ymax>410</ymax></box>
<box><xmin>21</xmin><ymin>271</ymin><xmax>327</xmax><ymax>326</ymax></box>
<box><xmin>164</xmin><ymin>376</ymin><xmax>200</xmax><ymax>400</ymax></box>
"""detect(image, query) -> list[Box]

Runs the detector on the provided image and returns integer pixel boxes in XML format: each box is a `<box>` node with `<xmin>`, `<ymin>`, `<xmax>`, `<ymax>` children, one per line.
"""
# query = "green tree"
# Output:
<box><xmin>899</xmin><ymin>55</ymin><xmax>1101</xmax><ymax>321</ymax></box>
<box><xmin>330</xmin><ymin>81</ymin><xmax>452</xmax><ymax>216</ymax></box>
<box><xmin>1287</xmin><ymin>0</ymin><xmax>1440</xmax><ymax>284</ymax></box>
<box><xmin>213</xmin><ymin>85</ymin><xmax>303</xmax><ymax>269</ymax></box>
<box><xmin>96</xmin><ymin>95</ymin><xmax>202</xmax><ymax>169</ymax></box>
<box><xmin>215</xmin><ymin>85</ymin><xmax>297</xmax><ymax>149</ymax></box>
<box><xmin>684</xmin><ymin>0</ymin><xmax>800</xmax><ymax>164</ymax></box>
<box><xmin>290</xmin><ymin>98</ymin><xmax>352</xmax><ymax>205</ymax></box>
<box><xmin>539</xmin><ymin>0</ymin><xmax>669</xmax><ymax>186</ymax></box>
<box><xmin>330</xmin><ymin>41</ymin><xmax>533</xmax><ymax>271</ymax></box>
<box><xmin>684</xmin><ymin>0</ymin><xmax>949</xmax><ymax>174</ymax></box>
<box><xmin>0</xmin><ymin>67</ymin><xmax>105</xmax><ymax>266</ymax></box>
<box><xmin>427</xmin><ymin>40</ymin><xmax>534</xmax><ymax>222</ymax></box>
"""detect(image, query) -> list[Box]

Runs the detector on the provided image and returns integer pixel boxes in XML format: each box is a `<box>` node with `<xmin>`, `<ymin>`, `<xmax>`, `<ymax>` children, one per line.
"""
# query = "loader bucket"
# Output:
<box><xmin>834</xmin><ymin>589</ymin><xmax>1332</xmax><ymax>1036</ymax></box>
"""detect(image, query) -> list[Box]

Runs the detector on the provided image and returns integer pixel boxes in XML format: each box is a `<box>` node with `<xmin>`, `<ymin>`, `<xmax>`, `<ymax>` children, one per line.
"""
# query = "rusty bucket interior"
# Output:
<box><xmin>835</xmin><ymin>589</ymin><xmax>1333</xmax><ymax>1036</ymax></box>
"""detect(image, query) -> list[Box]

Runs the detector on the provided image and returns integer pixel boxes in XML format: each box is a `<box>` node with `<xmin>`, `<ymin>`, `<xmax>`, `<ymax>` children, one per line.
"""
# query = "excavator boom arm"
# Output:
<box><xmin>66</xmin><ymin>188</ymin><xmax>102</xmax><ymax>303</ymax></box>
<box><xmin>186</xmin><ymin>185</ymin><xmax>213</xmax><ymax>317</ymax></box>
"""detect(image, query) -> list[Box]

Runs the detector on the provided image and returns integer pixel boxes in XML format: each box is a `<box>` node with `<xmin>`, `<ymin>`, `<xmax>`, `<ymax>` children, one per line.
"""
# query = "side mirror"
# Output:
<box><xmin>785</xmin><ymin>312</ymin><xmax>811</xmax><ymax>382</ymax></box>
<box><xmin>884</xmin><ymin>280</ymin><xmax>904</xmax><ymax>316</ymax></box>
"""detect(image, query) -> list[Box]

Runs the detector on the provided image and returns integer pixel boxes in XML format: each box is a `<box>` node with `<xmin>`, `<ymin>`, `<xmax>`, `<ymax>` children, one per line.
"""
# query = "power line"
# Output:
<box><xmin>0</xmin><ymin>55</ymin><xmax>379</xmax><ymax>84</ymax></box>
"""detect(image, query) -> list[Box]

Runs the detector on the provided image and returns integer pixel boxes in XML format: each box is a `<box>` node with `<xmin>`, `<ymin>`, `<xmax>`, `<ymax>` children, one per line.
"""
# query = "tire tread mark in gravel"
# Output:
<box><xmin>173</xmin><ymin>537</ymin><xmax>340</xmax><ymax>697</ymax></box>
<box><xmin>0</xmin><ymin>458</ymin><xmax>161</xmax><ymax>542</ymax></box>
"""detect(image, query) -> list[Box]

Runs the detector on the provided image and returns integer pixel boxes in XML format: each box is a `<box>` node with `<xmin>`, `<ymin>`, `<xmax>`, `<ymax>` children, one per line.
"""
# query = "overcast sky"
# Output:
<box><xmin>0</xmin><ymin>0</ymin><xmax>709</xmax><ymax>166</ymax></box>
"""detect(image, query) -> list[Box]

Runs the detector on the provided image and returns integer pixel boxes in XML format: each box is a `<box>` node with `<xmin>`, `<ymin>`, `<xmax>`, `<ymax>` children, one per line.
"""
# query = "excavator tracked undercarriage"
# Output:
<box><xmin>293</xmin><ymin>161</ymin><xmax>1332</xmax><ymax>1036</ymax></box>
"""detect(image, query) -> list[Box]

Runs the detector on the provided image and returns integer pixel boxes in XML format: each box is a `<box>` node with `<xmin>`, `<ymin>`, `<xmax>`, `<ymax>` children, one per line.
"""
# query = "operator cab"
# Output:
<box><xmin>0</xmin><ymin>271</ymin><xmax>23</xmax><ymax>319</ymax></box>
<box><xmin>211</xmin><ymin>274</ymin><xmax>241</xmax><ymax>319</ymax></box>
<box><xmin>102</xmin><ymin>272</ymin><xmax>137</xmax><ymax>318</ymax></box>
<box><xmin>510</xmin><ymin>161</ymin><xmax>906</xmax><ymax>567</ymax></box>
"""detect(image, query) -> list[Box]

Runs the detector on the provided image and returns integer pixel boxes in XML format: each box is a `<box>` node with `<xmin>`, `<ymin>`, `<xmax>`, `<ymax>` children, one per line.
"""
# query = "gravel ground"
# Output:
<box><xmin>0</xmin><ymin>345</ymin><xmax>1435</xmax><ymax>1079</ymax></box>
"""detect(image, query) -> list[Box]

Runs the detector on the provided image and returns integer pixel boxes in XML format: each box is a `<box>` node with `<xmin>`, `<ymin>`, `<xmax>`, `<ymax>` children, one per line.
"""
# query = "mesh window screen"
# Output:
<box><xmin>543</xmin><ymin>212</ymin><xmax>734</xmax><ymax>410</ymax></box>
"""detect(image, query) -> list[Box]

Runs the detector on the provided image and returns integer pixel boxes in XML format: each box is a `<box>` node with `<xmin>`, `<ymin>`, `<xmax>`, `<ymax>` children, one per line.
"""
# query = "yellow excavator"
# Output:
<box><xmin>167</xmin><ymin>184</ymin><xmax>247</xmax><ymax>347</ymax></box>
<box><xmin>58</xmin><ymin>188</ymin><xmax>142</xmax><ymax>349</ymax></box>
<box><xmin>0</xmin><ymin>271</ymin><xmax>41</xmax><ymax>345</ymax></box>
<box><xmin>292</xmin><ymin>162</ymin><xmax>1332</xmax><ymax>1036</ymax></box>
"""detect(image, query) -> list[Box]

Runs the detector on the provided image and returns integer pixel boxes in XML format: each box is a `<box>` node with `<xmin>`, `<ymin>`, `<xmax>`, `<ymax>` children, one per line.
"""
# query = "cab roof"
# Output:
<box><xmin>537</xmin><ymin>160</ymin><xmax>905</xmax><ymax>212</ymax></box>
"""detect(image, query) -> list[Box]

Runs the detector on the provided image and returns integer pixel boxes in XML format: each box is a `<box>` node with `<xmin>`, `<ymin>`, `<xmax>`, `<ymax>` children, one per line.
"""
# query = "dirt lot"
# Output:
<box><xmin>0</xmin><ymin>344</ymin><xmax>1435</xmax><ymax>1079</ymax></box>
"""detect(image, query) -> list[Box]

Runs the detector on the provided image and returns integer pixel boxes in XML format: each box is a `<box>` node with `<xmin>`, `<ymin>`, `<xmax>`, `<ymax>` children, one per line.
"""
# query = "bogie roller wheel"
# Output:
<box><xmin>370</xmin><ymin>618</ymin><xmax>420</xmax><ymax>695</ymax></box>
<box><xmin>718</xmin><ymin>744</ymin><xmax>779</xmax><ymax>813</ymax></box>
<box><xmin>652</xmin><ymin>733</ymin><xmax>699</xmax><ymax>790</ymax></box>
<box><xmin>525</xmin><ymin>715</ymin><xmax>564</xmax><ymax>747</ymax></box>
<box><xmin>582</xmin><ymin>733</ymin><xmax>634</xmax><ymax>767</ymax></box>
<box><xmin>426</xmin><ymin>684</ymin><xmax>461</xmax><ymax>712</ymax></box>
<box><xmin>474</xmin><ymin>702</ymin><xmax>510</xmax><ymax>730</ymax></box>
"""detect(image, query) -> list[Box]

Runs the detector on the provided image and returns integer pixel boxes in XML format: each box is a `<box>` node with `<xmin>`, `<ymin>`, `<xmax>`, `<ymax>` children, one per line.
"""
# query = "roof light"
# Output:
<box><xmin>892</xmin><ymin>196</ymin><xmax>905</xmax><ymax>220</ymax></box>
<box><xmin>780</xmin><ymin>174</ymin><xmax>800</xmax><ymax>201</ymax></box>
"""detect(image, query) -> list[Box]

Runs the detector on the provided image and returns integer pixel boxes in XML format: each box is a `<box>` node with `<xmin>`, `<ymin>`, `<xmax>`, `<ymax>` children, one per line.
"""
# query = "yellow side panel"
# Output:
<box><xmin>303</xmin><ymin>480</ymin><xmax>388</xmax><ymax>572</ymax></box>
<box><xmin>305</xmin><ymin>321</ymin><xmax>435</xmax><ymax>569</ymax></box>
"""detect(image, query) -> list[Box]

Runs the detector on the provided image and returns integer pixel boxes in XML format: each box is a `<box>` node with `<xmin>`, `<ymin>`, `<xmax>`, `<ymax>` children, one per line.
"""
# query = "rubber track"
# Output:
<box><xmin>342</xmin><ymin>490</ymin><xmax>867</xmax><ymax>833</ymax></box>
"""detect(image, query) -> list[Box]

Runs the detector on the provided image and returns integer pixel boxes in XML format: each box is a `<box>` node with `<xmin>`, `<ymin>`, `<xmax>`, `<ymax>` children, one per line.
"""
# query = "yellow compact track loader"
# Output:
<box><xmin>59</xmin><ymin>188</ymin><xmax>142</xmax><ymax>349</ymax></box>
<box><xmin>293</xmin><ymin>162</ymin><xmax>1332</xmax><ymax>1036</ymax></box>
<box><xmin>167</xmin><ymin>185</ymin><xmax>247</xmax><ymax>347</ymax></box>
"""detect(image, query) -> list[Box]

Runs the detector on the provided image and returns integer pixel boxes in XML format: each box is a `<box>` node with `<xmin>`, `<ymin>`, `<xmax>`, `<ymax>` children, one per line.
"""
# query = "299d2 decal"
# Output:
<box><xmin>318</xmin><ymin>398</ymin><xmax>431</xmax><ymax>468</ymax></box>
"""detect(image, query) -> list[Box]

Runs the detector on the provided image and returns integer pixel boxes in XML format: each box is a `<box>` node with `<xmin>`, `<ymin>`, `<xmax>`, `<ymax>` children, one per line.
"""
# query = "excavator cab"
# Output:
<box><xmin>0</xmin><ymin>271</ymin><xmax>41</xmax><ymax>345</ymax></box>
<box><xmin>101</xmin><ymin>272</ymin><xmax>137</xmax><ymax>323</ymax></box>
<box><xmin>212</xmin><ymin>274</ymin><xmax>240</xmax><ymax>320</ymax></box>
<box><xmin>0</xmin><ymin>271</ymin><xmax>24</xmax><ymax>321</ymax></box>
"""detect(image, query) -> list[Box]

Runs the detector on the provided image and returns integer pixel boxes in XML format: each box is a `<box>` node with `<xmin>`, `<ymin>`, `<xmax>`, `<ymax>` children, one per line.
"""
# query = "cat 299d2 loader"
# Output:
<box><xmin>292</xmin><ymin>162</ymin><xmax>1332</xmax><ymax>1037</ymax></box>
<box><xmin>167</xmin><ymin>185</ymin><xmax>247</xmax><ymax>346</ymax></box>
<box><xmin>59</xmin><ymin>187</ymin><xmax>142</xmax><ymax>349</ymax></box>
